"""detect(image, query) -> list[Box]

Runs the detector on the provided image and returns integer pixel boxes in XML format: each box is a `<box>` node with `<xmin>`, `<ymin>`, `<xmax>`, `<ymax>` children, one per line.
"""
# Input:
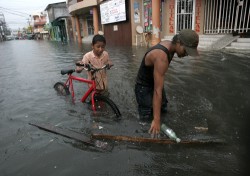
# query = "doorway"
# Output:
<box><xmin>176</xmin><ymin>0</ymin><xmax>195</xmax><ymax>33</ymax></box>
<box><xmin>86</xmin><ymin>15</ymin><xmax>94</xmax><ymax>35</ymax></box>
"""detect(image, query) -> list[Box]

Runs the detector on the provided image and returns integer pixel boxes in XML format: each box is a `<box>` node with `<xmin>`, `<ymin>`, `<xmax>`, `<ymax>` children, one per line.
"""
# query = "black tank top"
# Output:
<box><xmin>136</xmin><ymin>43</ymin><xmax>172</xmax><ymax>87</ymax></box>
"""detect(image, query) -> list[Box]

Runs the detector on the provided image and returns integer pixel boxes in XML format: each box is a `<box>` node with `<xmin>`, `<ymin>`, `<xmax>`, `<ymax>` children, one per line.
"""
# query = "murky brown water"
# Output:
<box><xmin>0</xmin><ymin>40</ymin><xmax>249</xmax><ymax>176</ymax></box>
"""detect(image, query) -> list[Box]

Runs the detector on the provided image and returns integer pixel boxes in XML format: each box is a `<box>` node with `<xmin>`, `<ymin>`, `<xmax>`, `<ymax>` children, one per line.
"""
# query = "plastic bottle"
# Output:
<box><xmin>161</xmin><ymin>124</ymin><xmax>181</xmax><ymax>143</ymax></box>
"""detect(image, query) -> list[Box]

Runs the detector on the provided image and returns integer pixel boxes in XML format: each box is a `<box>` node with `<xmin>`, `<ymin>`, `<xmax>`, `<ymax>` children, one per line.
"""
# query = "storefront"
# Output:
<box><xmin>131</xmin><ymin>0</ymin><xmax>204</xmax><ymax>46</ymax></box>
<box><xmin>100</xmin><ymin>0</ymin><xmax>132</xmax><ymax>46</ymax></box>
<box><xmin>68</xmin><ymin>0</ymin><xmax>249</xmax><ymax>46</ymax></box>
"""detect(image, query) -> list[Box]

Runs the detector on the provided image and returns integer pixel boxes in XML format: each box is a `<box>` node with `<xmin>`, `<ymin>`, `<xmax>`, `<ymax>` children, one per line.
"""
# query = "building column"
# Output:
<box><xmin>93</xmin><ymin>7</ymin><xmax>99</xmax><ymax>35</ymax></box>
<box><xmin>151</xmin><ymin>0</ymin><xmax>161</xmax><ymax>46</ymax></box>
<box><xmin>71</xmin><ymin>16</ymin><xmax>76</xmax><ymax>42</ymax></box>
<box><xmin>75</xmin><ymin>16</ymin><xmax>82</xmax><ymax>43</ymax></box>
<box><xmin>83</xmin><ymin>16</ymin><xmax>88</xmax><ymax>37</ymax></box>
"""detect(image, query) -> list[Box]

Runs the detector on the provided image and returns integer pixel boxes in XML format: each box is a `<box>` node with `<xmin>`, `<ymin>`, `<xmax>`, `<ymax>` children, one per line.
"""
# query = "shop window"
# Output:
<box><xmin>143</xmin><ymin>0</ymin><xmax>162</xmax><ymax>32</ymax></box>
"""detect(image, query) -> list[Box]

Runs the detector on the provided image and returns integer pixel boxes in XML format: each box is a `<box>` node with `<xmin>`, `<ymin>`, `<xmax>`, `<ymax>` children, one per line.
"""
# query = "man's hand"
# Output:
<box><xmin>149</xmin><ymin>119</ymin><xmax>161</xmax><ymax>138</ymax></box>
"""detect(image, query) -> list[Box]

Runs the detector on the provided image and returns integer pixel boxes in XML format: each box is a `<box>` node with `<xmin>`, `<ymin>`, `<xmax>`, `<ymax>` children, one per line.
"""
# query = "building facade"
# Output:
<box><xmin>0</xmin><ymin>12</ymin><xmax>9</xmax><ymax>41</ymax></box>
<box><xmin>67</xmin><ymin>0</ymin><xmax>250</xmax><ymax>46</ymax></box>
<box><xmin>45</xmin><ymin>2</ymin><xmax>71</xmax><ymax>42</ymax></box>
<box><xmin>32</xmin><ymin>12</ymin><xmax>48</xmax><ymax>39</ymax></box>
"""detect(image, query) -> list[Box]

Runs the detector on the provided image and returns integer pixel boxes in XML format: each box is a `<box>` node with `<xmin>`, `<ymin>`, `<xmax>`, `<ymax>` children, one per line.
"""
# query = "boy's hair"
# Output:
<box><xmin>92</xmin><ymin>34</ymin><xmax>106</xmax><ymax>45</ymax></box>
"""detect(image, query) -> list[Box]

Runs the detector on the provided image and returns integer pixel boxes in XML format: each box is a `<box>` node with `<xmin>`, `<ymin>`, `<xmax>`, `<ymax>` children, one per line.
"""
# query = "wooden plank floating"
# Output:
<box><xmin>29</xmin><ymin>122</ymin><xmax>94</xmax><ymax>145</ymax></box>
<box><xmin>91</xmin><ymin>134</ymin><xmax>226</xmax><ymax>145</ymax></box>
<box><xmin>29</xmin><ymin>122</ymin><xmax>225</xmax><ymax>148</ymax></box>
<box><xmin>29</xmin><ymin>122</ymin><xmax>112</xmax><ymax>150</ymax></box>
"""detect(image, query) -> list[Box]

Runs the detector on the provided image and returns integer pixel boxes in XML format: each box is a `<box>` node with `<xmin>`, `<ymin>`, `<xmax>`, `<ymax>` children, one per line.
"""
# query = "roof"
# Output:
<box><xmin>44</xmin><ymin>1</ymin><xmax>66</xmax><ymax>11</ymax></box>
<box><xmin>32</xmin><ymin>11</ymin><xmax>47</xmax><ymax>17</ymax></box>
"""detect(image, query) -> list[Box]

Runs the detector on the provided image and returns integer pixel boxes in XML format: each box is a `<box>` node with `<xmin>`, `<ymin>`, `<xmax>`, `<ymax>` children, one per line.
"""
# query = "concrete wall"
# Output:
<box><xmin>130</xmin><ymin>0</ymin><xmax>144</xmax><ymax>45</ymax></box>
<box><xmin>54</xmin><ymin>7</ymin><xmax>70</xmax><ymax>20</ymax></box>
<box><xmin>47</xmin><ymin>3</ymin><xmax>70</xmax><ymax>22</ymax></box>
<box><xmin>68</xmin><ymin>0</ymin><xmax>98</xmax><ymax>14</ymax></box>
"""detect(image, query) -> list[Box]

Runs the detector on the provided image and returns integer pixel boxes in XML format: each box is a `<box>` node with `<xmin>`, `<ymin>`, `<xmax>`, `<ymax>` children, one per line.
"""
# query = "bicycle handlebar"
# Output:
<box><xmin>61</xmin><ymin>63</ymin><xmax>112</xmax><ymax>76</ymax></box>
<box><xmin>75</xmin><ymin>62</ymin><xmax>112</xmax><ymax>72</ymax></box>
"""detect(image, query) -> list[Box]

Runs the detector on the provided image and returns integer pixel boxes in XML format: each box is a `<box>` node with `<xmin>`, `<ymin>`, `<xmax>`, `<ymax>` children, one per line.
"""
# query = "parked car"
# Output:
<box><xmin>26</xmin><ymin>33</ymin><xmax>35</xmax><ymax>40</ymax></box>
<box><xmin>6</xmin><ymin>35</ymin><xmax>14</xmax><ymax>41</ymax></box>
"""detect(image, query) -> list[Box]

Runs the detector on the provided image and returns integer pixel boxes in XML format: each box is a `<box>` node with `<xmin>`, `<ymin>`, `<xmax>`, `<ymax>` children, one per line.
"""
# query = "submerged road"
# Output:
<box><xmin>0</xmin><ymin>40</ymin><xmax>249</xmax><ymax>176</ymax></box>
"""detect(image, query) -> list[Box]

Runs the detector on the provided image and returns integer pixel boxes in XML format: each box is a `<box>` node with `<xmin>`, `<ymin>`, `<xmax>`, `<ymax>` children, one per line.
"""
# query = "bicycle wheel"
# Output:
<box><xmin>54</xmin><ymin>82</ymin><xmax>70</xmax><ymax>96</ymax></box>
<box><xmin>94</xmin><ymin>95</ymin><xmax>121</xmax><ymax>119</ymax></box>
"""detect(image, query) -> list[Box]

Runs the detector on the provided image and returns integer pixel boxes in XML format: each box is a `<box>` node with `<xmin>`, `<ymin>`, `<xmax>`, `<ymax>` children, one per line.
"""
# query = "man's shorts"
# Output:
<box><xmin>134</xmin><ymin>83</ymin><xmax>168</xmax><ymax>121</ymax></box>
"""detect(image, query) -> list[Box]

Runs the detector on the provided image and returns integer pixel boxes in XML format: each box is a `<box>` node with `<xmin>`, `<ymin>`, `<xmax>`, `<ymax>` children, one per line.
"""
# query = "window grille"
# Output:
<box><xmin>176</xmin><ymin>0</ymin><xmax>195</xmax><ymax>33</ymax></box>
<box><xmin>204</xmin><ymin>0</ymin><xmax>250</xmax><ymax>34</ymax></box>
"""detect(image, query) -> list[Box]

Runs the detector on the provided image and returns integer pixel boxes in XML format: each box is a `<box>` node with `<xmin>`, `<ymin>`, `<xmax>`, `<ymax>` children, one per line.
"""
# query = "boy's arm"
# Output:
<box><xmin>106</xmin><ymin>52</ymin><xmax>114</xmax><ymax>68</ymax></box>
<box><xmin>75</xmin><ymin>54</ymin><xmax>90</xmax><ymax>73</ymax></box>
<box><xmin>75</xmin><ymin>60</ymin><xmax>84</xmax><ymax>73</ymax></box>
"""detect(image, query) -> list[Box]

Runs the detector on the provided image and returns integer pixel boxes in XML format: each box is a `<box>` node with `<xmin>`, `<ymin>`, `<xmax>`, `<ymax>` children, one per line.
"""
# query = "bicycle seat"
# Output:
<box><xmin>61</xmin><ymin>69</ymin><xmax>75</xmax><ymax>75</ymax></box>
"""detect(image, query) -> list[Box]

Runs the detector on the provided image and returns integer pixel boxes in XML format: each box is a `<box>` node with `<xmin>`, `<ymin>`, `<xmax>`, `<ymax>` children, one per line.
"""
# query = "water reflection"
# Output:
<box><xmin>0</xmin><ymin>40</ymin><xmax>249</xmax><ymax>176</ymax></box>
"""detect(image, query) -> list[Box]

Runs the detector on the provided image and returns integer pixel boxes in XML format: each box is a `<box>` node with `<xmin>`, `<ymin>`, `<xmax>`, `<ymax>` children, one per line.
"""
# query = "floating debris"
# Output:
<box><xmin>194</xmin><ymin>127</ymin><xmax>208</xmax><ymax>131</ymax></box>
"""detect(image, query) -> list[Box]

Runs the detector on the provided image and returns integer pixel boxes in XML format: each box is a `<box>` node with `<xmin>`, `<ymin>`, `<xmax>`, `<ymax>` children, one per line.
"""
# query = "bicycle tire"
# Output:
<box><xmin>54</xmin><ymin>82</ymin><xmax>70</xmax><ymax>96</ymax></box>
<box><xmin>94</xmin><ymin>95</ymin><xmax>121</xmax><ymax>119</ymax></box>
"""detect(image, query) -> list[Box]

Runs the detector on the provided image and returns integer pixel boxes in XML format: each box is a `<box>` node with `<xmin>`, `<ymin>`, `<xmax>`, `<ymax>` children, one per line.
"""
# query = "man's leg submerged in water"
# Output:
<box><xmin>161</xmin><ymin>88</ymin><xmax>168</xmax><ymax>113</ymax></box>
<box><xmin>135</xmin><ymin>84</ymin><xmax>168</xmax><ymax>120</ymax></box>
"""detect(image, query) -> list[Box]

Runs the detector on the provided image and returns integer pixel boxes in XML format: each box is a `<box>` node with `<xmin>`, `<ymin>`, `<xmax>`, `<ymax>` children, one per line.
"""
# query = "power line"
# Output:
<box><xmin>0</xmin><ymin>10</ymin><xmax>28</xmax><ymax>18</ymax></box>
<box><xmin>0</xmin><ymin>6</ymin><xmax>30</xmax><ymax>16</ymax></box>
<box><xmin>0</xmin><ymin>7</ymin><xmax>32</xmax><ymax>29</ymax></box>
<box><xmin>0</xmin><ymin>7</ymin><xmax>30</xmax><ymax>20</ymax></box>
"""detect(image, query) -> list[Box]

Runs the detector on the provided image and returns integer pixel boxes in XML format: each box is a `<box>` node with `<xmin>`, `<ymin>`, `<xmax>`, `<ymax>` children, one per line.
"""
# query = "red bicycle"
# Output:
<box><xmin>54</xmin><ymin>63</ymin><xmax>121</xmax><ymax>118</ymax></box>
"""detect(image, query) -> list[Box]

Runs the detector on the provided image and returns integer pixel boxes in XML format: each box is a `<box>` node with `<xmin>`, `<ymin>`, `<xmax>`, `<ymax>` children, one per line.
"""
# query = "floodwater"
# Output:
<box><xmin>0</xmin><ymin>39</ymin><xmax>249</xmax><ymax>176</ymax></box>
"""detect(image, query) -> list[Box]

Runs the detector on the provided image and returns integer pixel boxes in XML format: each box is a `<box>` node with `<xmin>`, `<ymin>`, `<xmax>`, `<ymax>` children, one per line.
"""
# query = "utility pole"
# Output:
<box><xmin>27</xmin><ymin>15</ymin><xmax>32</xmax><ymax>33</ymax></box>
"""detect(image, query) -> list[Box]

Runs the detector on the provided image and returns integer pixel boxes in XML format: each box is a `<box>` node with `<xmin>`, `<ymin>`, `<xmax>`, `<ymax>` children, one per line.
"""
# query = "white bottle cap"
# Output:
<box><xmin>176</xmin><ymin>138</ymin><xmax>181</xmax><ymax>143</ymax></box>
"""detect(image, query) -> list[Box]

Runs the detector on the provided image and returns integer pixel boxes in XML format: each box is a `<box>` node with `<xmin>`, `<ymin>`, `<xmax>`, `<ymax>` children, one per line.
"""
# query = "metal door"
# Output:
<box><xmin>176</xmin><ymin>0</ymin><xmax>195</xmax><ymax>33</ymax></box>
<box><xmin>204</xmin><ymin>0</ymin><xmax>250</xmax><ymax>34</ymax></box>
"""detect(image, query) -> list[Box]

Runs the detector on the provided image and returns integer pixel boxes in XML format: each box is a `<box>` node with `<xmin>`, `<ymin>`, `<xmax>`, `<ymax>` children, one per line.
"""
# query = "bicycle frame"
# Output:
<box><xmin>64</xmin><ymin>74</ymin><xmax>98</xmax><ymax>111</ymax></box>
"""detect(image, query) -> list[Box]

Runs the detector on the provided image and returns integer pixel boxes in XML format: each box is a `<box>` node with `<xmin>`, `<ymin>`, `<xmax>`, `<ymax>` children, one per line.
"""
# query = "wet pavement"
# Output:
<box><xmin>0</xmin><ymin>40</ymin><xmax>250</xmax><ymax>176</ymax></box>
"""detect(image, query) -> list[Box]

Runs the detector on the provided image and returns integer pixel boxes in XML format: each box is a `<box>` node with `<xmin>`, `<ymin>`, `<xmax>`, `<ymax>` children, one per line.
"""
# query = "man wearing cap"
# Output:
<box><xmin>134</xmin><ymin>29</ymin><xmax>199</xmax><ymax>138</ymax></box>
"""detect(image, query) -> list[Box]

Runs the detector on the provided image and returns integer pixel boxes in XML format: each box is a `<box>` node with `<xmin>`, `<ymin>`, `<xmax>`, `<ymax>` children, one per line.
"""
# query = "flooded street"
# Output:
<box><xmin>0</xmin><ymin>40</ymin><xmax>249</xmax><ymax>176</ymax></box>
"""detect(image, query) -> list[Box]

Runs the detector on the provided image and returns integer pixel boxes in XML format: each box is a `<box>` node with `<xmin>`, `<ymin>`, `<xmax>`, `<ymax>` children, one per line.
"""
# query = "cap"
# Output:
<box><xmin>179</xmin><ymin>29</ymin><xmax>199</xmax><ymax>56</ymax></box>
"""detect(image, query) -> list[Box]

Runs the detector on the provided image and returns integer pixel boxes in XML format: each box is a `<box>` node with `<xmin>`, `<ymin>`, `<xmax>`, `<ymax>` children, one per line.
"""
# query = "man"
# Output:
<box><xmin>134</xmin><ymin>29</ymin><xmax>199</xmax><ymax>138</ymax></box>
